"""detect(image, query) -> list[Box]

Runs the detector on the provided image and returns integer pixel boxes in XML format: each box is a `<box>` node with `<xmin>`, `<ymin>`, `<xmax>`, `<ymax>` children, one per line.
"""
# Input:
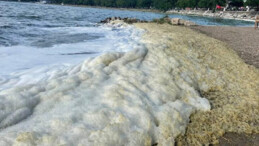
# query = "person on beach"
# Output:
<box><xmin>255</xmin><ymin>15</ymin><xmax>259</xmax><ymax>29</ymax></box>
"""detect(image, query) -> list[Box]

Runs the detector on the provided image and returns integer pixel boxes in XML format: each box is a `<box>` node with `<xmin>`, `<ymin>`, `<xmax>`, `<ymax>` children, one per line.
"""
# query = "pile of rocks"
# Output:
<box><xmin>149</xmin><ymin>16</ymin><xmax>197</xmax><ymax>26</ymax></box>
<box><xmin>171</xmin><ymin>18</ymin><xmax>197</xmax><ymax>26</ymax></box>
<box><xmin>100</xmin><ymin>17</ymin><xmax>197</xmax><ymax>27</ymax></box>
<box><xmin>100</xmin><ymin>17</ymin><xmax>147</xmax><ymax>24</ymax></box>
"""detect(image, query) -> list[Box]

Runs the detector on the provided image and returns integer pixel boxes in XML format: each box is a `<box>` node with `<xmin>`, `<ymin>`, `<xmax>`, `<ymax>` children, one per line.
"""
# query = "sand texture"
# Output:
<box><xmin>192</xmin><ymin>26</ymin><xmax>259</xmax><ymax>68</ymax></box>
<box><xmin>135</xmin><ymin>23</ymin><xmax>259</xmax><ymax>145</ymax></box>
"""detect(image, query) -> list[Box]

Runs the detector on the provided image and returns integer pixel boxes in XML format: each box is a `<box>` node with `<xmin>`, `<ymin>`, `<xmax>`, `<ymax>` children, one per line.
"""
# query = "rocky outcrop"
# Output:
<box><xmin>101</xmin><ymin>17</ymin><xmax>197</xmax><ymax>27</ymax></box>
<box><xmin>100</xmin><ymin>17</ymin><xmax>147</xmax><ymax>24</ymax></box>
<box><xmin>171</xmin><ymin>18</ymin><xmax>197</xmax><ymax>26</ymax></box>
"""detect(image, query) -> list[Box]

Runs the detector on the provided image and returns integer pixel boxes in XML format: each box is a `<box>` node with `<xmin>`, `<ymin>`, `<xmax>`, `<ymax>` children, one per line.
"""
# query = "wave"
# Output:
<box><xmin>0</xmin><ymin>23</ymin><xmax>143</xmax><ymax>76</ymax></box>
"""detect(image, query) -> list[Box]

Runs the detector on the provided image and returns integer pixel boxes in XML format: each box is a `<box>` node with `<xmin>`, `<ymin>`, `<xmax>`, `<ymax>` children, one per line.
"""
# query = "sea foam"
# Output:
<box><xmin>0</xmin><ymin>22</ymin><xmax>210</xmax><ymax>146</ymax></box>
<box><xmin>0</xmin><ymin>23</ymin><xmax>142</xmax><ymax>76</ymax></box>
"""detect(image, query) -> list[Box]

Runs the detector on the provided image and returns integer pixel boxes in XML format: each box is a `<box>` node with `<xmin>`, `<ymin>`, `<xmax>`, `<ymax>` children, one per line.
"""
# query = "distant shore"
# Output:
<box><xmin>167</xmin><ymin>9</ymin><xmax>258</xmax><ymax>21</ymax></box>
<box><xmin>58</xmin><ymin>3</ymin><xmax>258</xmax><ymax>22</ymax></box>
<box><xmin>37</xmin><ymin>2</ymin><xmax>258</xmax><ymax>22</ymax></box>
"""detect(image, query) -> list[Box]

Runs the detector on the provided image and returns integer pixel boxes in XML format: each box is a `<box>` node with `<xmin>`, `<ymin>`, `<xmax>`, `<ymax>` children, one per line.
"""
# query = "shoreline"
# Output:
<box><xmin>134</xmin><ymin>22</ymin><xmax>259</xmax><ymax>145</ymax></box>
<box><xmin>167</xmin><ymin>10</ymin><xmax>258</xmax><ymax>22</ymax></box>
<box><xmin>190</xmin><ymin>25</ymin><xmax>259</xmax><ymax>68</ymax></box>
<box><xmin>0</xmin><ymin>21</ymin><xmax>258</xmax><ymax>145</ymax></box>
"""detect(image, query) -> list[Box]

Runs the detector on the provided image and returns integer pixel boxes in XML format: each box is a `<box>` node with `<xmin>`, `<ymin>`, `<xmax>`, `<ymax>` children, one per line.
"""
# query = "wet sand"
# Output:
<box><xmin>219</xmin><ymin>133</ymin><xmax>259</xmax><ymax>146</ymax></box>
<box><xmin>189</xmin><ymin>25</ymin><xmax>259</xmax><ymax>146</ymax></box>
<box><xmin>191</xmin><ymin>26</ymin><xmax>259</xmax><ymax>68</ymax></box>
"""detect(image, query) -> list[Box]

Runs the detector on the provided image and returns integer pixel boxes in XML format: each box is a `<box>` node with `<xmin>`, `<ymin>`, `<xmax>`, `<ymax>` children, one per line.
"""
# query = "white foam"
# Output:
<box><xmin>0</xmin><ymin>24</ymin><xmax>142</xmax><ymax>75</ymax></box>
<box><xmin>0</xmin><ymin>23</ymin><xmax>210</xmax><ymax>146</ymax></box>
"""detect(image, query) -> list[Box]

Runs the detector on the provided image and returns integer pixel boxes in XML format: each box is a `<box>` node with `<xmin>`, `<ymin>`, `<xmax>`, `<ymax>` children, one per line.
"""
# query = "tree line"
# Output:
<box><xmin>15</xmin><ymin>0</ymin><xmax>259</xmax><ymax>11</ymax></box>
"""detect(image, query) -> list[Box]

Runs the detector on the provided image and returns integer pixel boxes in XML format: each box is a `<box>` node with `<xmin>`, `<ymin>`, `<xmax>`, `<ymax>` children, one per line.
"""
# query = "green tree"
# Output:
<box><xmin>93</xmin><ymin>0</ymin><xmax>100</xmax><ymax>5</ymax></box>
<box><xmin>86</xmin><ymin>0</ymin><xmax>94</xmax><ymax>5</ymax></box>
<box><xmin>198</xmin><ymin>0</ymin><xmax>226</xmax><ymax>9</ymax></box>
<box><xmin>198</xmin><ymin>0</ymin><xmax>213</xmax><ymax>9</ymax></box>
<box><xmin>245</xmin><ymin>0</ymin><xmax>259</xmax><ymax>10</ymax></box>
<box><xmin>229</xmin><ymin>0</ymin><xmax>244</xmax><ymax>7</ymax></box>
<box><xmin>153</xmin><ymin>0</ymin><xmax>177</xmax><ymax>11</ymax></box>
<box><xmin>176</xmin><ymin>0</ymin><xmax>199</xmax><ymax>8</ymax></box>
<box><xmin>106</xmin><ymin>0</ymin><xmax>116</xmax><ymax>7</ymax></box>
<box><xmin>176</xmin><ymin>0</ymin><xmax>188</xmax><ymax>8</ymax></box>
<box><xmin>116</xmin><ymin>0</ymin><xmax>125</xmax><ymax>7</ymax></box>
<box><xmin>63</xmin><ymin>0</ymin><xmax>76</xmax><ymax>4</ymax></box>
<box><xmin>128</xmin><ymin>0</ymin><xmax>137</xmax><ymax>8</ymax></box>
<box><xmin>137</xmin><ymin>0</ymin><xmax>152</xmax><ymax>8</ymax></box>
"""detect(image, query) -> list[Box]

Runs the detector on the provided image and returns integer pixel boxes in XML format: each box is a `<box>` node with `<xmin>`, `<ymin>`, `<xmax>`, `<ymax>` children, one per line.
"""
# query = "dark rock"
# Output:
<box><xmin>100</xmin><ymin>17</ymin><xmax>143</xmax><ymax>24</ymax></box>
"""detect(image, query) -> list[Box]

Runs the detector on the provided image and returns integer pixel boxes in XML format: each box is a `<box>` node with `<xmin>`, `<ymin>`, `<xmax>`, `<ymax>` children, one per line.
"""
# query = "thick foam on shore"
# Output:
<box><xmin>134</xmin><ymin>23</ymin><xmax>258</xmax><ymax>145</ymax></box>
<box><xmin>1</xmin><ymin>22</ymin><xmax>258</xmax><ymax>146</ymax></box>
<box><xmin>0</xmin><ymin>22</ymin><xmax>211</xmax><ymax>146</ymax></box>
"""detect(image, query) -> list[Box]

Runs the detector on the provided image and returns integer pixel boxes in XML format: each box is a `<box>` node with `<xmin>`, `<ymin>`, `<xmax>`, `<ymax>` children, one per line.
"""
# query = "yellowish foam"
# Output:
<box><xmin>135</xmin><ymin>23</ymin><xmax>259</xmax><ymax>145</ymax></box>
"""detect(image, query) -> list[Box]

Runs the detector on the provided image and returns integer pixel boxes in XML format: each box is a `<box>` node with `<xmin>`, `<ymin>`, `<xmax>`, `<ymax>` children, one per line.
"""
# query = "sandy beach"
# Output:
<box><xmin>191</xmin><ymin>26</ymin><xmax>259</xmax><ymax>68</ymax></box>
<box><xmin>188</xmin><ymin>25</ymin><xmax>259</xmax><ymax>145</ymax></box>
<box><xmin>134</xmin><ymin>23</ymin><xmax>259</xmax><ymax>145</ymax></box>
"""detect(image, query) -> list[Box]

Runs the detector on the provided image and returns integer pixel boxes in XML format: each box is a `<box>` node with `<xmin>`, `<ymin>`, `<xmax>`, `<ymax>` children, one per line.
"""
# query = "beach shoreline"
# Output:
<box><xmin>167</xmin><ymin>10</ymin><xmax>258</xmax><ymax>22</ymax></box>
<box><xmin>191</xmin><ymin>25</ymin><xmax>259</xmax><ymax>68</ymax></box>
<box><xmin>135</xmin><ymin>22</ymin><xmax>259</xmax><ymax>145</ymax></box>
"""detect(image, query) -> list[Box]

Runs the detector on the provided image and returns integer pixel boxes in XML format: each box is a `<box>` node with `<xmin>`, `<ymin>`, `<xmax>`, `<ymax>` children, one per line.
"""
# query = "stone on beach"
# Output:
<box><xmin>100</xmin><ymin>17</ymin><xmax>147</xmax><ymax>24</ymax></box>
<box><xmin>171</xmin><ymin>18</ymin><xmax>197</xmax><ymax>26</ymax></box>
<box><xmin>171</xmin><ymin>18</ymin><xmax>180</xmax><ymax>25</ymax></box>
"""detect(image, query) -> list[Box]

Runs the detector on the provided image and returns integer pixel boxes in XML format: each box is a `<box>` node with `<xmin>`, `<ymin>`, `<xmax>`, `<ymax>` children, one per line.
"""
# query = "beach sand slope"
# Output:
<box><xmin>191</xmin><ymin>26</ymin><xmax>259</xmax><ymax>68</ymax></box>
<box><xmin>135</xmin><ymin>23</ymin><xmax>259</xmax><ymax>145</ymax></box>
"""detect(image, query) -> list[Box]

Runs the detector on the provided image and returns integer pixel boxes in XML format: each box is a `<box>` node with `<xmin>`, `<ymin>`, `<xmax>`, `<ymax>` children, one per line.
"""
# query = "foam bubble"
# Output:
<box><xmin>0</xmin><ymin>23</ymin><xmax>210</xmax><ymax>146</ymax></box>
